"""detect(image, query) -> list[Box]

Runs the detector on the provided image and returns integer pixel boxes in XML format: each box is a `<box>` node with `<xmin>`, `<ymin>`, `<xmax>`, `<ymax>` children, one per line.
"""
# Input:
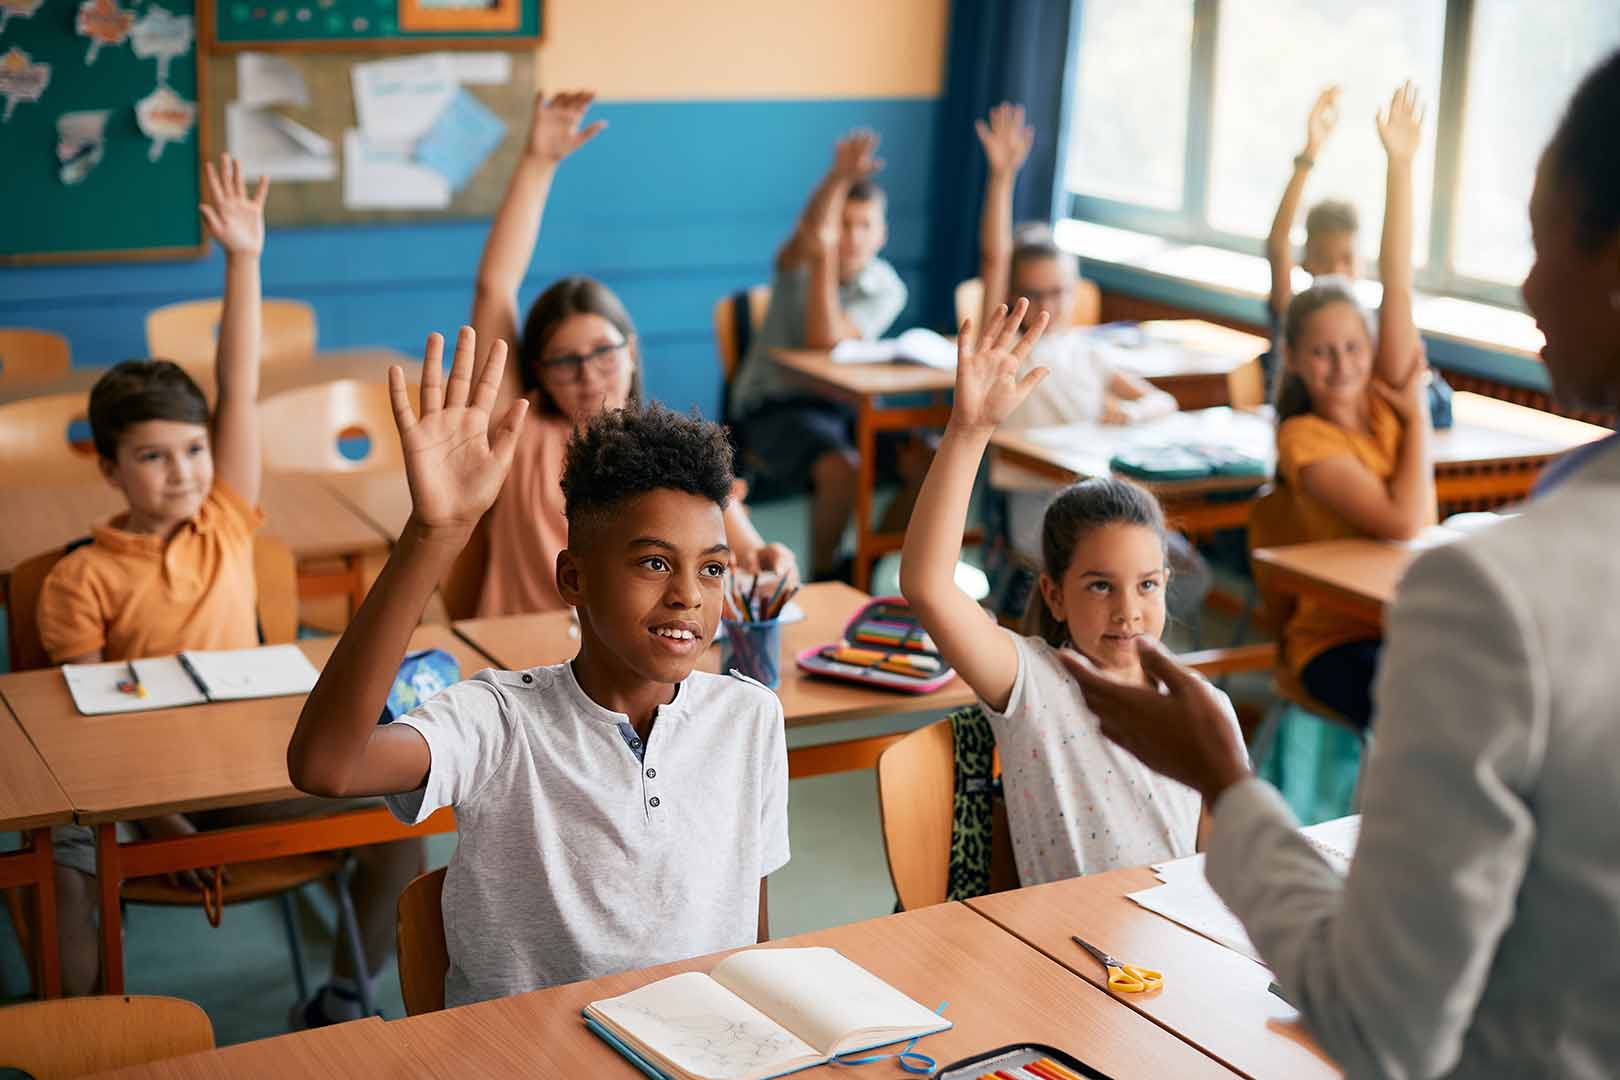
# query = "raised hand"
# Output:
<box><xmin>391</xmin><ymin>327</ymin><xmax>529</xmax><ymax>534</ymax></box>
<box><xmin>1377</xmin><ymin>80</ymin><xmax>1425</xmax><ymax>163</ymax></box>
<box><xmin>199</xmin><ymin>152</ymin><xmax>268</xmax><ymax>257</ymax></box>
<box><xmin>1304</xmin><ymin>85</ymin><xmax>1340</xmax><ymax>157</ymax></box>
<box><xmin>975</xmin><ymin>101</ymin><xmax>1034</xmax><ymax>175</ymax></box>
<box><xmin>830</xmin><ymin>129</ymin><xmax>883</xmax><ymax>184</ymax></box>
<box><xmin>526</xmin><ymin>90</ymin><xmax>607</xmax><ymax>163</ymax></box>
<box><xmin>949</xmin><ymin>299</ymin><xmax>1051</xmax><ymax>434</ymax></box>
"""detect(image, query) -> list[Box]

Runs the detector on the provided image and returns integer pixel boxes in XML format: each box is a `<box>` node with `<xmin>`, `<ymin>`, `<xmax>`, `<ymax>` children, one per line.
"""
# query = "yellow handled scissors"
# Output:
<box><xmin>1072</xmin><ymin>935</ymin><xmax>1163</xmax><ymax>994</ymax></box>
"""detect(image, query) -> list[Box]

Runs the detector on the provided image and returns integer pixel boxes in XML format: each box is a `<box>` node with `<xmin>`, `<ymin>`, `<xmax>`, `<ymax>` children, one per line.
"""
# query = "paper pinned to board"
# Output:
<box><xmin>227</xmin><ymin>102</ymin><xmax>335</xmax><ymax>181</ymax></box>
<box><xmin>443</xmin><ymin>51</ymin><xmax>511</xmax><ymax>85</ymax></box>
<box><xmin>351</xmin><ymin>52</ymin><xmax>455</xmax><ymax>142</ymax></box>
<box><xmin>237</xmin><ymin>51</ymin><xmax>308</xmax><ymax>108</ymax></box>
<box><xmin>56</xmin><ymin>108</ymin><xmax>109</xmax><ymax>184</ymax></box>
<box><xmin>342</xmin><ymin>129</ymin><xmax>450</xmax><ymax>209</ymax></box>
<box><xmin>412</xmin><ymin>86</ymin><xmax>504</xmax><ymax>191</ymax></box>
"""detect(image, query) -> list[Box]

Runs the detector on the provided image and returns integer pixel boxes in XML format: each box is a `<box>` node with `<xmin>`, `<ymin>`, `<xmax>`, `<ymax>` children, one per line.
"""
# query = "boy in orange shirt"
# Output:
<box><xmin>38</xmin><ymin>156</ymin><xmax>421</xmax><ymax>1026</ymax></box>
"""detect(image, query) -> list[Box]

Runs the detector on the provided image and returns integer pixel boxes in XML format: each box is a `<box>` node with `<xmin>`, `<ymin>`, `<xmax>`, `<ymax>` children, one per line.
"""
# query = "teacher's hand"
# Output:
<box><xmin>1058</xmin><ymin>638</ymin><xmax>1252</xmax><ymax>804</ymax></box>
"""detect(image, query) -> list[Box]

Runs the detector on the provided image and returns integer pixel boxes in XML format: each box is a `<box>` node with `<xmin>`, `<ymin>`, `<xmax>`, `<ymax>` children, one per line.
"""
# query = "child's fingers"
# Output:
<box><xmin>444</xmin><ymin>325</ymin><xmax>478</xmax><ymax>409</ymax></box>
<box><xmin>199</xmin><ymin>205</ymin><xmax>221</xmax><ymax>239</ymax></box>
<box><xmin>254</xmin><ymin>176</ymin><xmax>270</xmax><ymax>206</ymax></box>
<box><xmin>203</xmin><ymin>158</ymin><xmax>223</xmax><ymax>208</ymax></box>
<box><xmin>470</xmin><ymin>339</ymin><xmax>507</xmax><ymax>416</ymax></box>
<box><xmin>955</xmin><ymin>317</ymin><xmax>974</xmax><ymax>366</ymax></box>
<box><xmin>994</xmin><ymin>298</ymin><xmax>1030</xmax><ymax>352</ymax></box>
<box><xmin>978</xmin><ymin>305</ymin><xmax>1008</xmax><ymax>356</ymax></box>
<box><xmin>1015</xmin><ymin>366</ymin><xmax>1050</xmax><ymax>398</ymax></box>
<box><xmin>419</xmin><ymin>332</ymin><xmax>446</xmax><ymax>416</ymax></box>
<box><xmin>576</xmin><ymin>120</ymin><xmax>607</xmax><ymax>146</ymax></box>
<box><xmin>388</xmin><ymin>365</ymin><xmax>419</xmax><ymax>436</ymax></box>
<box><xmin>491</xmin><ymin>398</ymin><xmax>530</xmax><ymax>464</ymax></box>
<box><xmin>1011</xmin><ymin>310</ymin><xmax>1052</xmax><ymax>363</ymax></box>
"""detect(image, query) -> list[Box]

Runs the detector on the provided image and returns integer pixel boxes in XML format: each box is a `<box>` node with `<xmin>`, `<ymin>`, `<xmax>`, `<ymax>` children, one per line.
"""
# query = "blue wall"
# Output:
<box><xmin>1</xmin><ymin>97</ymin><xmax>941</xmax><ymax>420</ymax></box>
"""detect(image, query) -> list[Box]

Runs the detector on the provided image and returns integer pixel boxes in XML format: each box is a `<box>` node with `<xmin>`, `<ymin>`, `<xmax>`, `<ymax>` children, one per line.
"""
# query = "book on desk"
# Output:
<box><xmin>61</xmin><ymin>644</ymin><xmax>321</xmax><ymax>715</ymax></box>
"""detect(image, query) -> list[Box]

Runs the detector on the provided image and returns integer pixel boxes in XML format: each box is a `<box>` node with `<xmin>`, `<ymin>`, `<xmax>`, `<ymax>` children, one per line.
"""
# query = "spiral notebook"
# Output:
<box><xmin>584</xmin><ymin>947</ymin><xmax>950</xmax><ymax>1080</ymax></box>
<box><xmin>62</xmin><ymin>645</ymin><xmax>321</xmax><ymax>716</ymax></box>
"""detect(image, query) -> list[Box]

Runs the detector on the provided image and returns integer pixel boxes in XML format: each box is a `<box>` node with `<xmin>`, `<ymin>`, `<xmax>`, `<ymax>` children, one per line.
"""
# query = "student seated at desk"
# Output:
<box><xmin>901</xmin><ymin>300</ymin><xmax>1238</xmax><ymax>886</ymax></box>
<box><xmin>973</xmin><ymin>104</ymin><xmax>1176</xmax><ymax>558</ymax></box>
<box><xmin>37</xmin><ymin>157</ymin><xmax>422</xmax><ymax>1022</ymax></box>
<box><xmin>288</xmin><ymin>329</ymin><xmax>789</xmax><ymax>1007</ymax></box>
<box><xmin>728</xmin><ymin>130</ymin><xmax>920</xmax><ymax>582</ymax></box>
<box><xmin>1271</xmin><ymin>83</ymin><xmax>1435</xmax><ymax>732</ymax></box>
<box><xmin>458</xmin><ymin>90</ymin><xmax>795</xmax><ymax>617</ymax></box>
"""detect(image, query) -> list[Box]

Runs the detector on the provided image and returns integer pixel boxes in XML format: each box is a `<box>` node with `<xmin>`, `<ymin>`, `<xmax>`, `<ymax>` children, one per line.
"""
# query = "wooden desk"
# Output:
<box><xmin>1252</xmin><ymin>528</ymin><xmax>1461</xmax><ymax>626</ymax></box>
<box><xmin>0</xmin><ymin>625</ymin><xmax>489</xmax><ymax>995</ymax></box>
<box><xmin>0</xmin><ymin>713</ymin><xmax>74</xmax><ymax>998</ymax></box>
<box><xmin>453</xmin><ymin>582</ymin><xmax>977</xmax><ymax>778</ymax></box>
<box><xmin>88</xmin><ymin>1016</ymin><xmax>422</xmax><ymax>1079</ymax></box>
<box><xmin>389</xmin><ymin>901</ymin><xmax>1236</xmax><ymax>1079</ymax></box>
<box><xmin>320</xmin><ymin>468</ymin><xmax>412</xmax><ymax>541</ymax></box>
<box><xmin>1101</xmin><ymin>320</ymin><xmax>1269</xmax><ymax>411</ymax></box>
<box><xmin>967</xmin><ymin>868</ymin><xmax>1341</xmax><ymax>1079</ymax></box>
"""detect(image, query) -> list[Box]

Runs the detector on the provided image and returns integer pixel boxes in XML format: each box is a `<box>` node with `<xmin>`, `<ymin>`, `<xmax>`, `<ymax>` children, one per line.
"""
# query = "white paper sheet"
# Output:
<box><xmin>829</xmin><ymin>328</ymin><xmax>956</xmax><ymax>370</ymax></box>
<box><xmin>180</xmin><ymin>644</ymin><xmax>319</xmax><ymax>701</ymax></box>
<box><xmin>227</xmin><ymin>102</ymin><xmax>335</xmax><ymax>181</ymax></box>
<box><xmin>342</xmin><ymin>129</ymin><xmax>450</xmax><ymax>209</ymax></box>
<box><xmin>62</xmin><ymin>658</ymin><xmax>207</xmax><ymax>716</ymax></box>
<box><xmin>443</xmin><ymin>50</ymin><xmax>511</xmax><ymax>85</ymax></box>
<box><xmin>351</xmin><ymin>53</ymin><xmax>455</xmax><ymax>141</ymax></box>
<box><xmin>237</xmin><ymin>52</ymin><xmax>308</xmax><ymax>108</ymax></box>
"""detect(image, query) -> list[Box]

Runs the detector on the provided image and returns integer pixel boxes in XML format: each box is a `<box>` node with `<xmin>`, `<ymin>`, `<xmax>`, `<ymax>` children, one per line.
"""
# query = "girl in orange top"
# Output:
<box><xmin>1272</xmin><ymin>83</ymin><xmax>1435</xmax><ymax>730</ymax></box>
<box><xmin>455</xmin><ymin>92</ymin><xmax>797</xmax><ymax>617</ymax></box>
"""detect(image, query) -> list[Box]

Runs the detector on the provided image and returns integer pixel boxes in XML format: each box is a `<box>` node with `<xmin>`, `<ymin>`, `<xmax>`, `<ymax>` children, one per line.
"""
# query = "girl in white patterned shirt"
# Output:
<box><xmin>900</xmin><ymin>299</ymin><xmax>1236</xmax><ymax>884</ymax></box>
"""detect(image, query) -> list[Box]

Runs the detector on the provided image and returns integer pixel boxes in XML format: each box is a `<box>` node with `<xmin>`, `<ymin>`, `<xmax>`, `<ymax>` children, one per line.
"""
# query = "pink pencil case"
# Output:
<box><xmin>795</xmin><ymin>596</ymin><xmax>957</xmax><ymax>694</ymax></box>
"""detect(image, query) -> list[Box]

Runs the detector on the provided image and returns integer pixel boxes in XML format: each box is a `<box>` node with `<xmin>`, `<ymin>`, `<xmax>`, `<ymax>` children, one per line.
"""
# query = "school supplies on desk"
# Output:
<box><xmin>937</xmin><ymin>1043</ymin><xmax>1114</xmax><ymax>1080</ymax></box>
<box><xmin>721</xmin><ymin>577</ymin><xmax>798</xmax><ymax>688</ymax></box>
<box><xmin>795</xmin><ymin>597</ymin><xmax>957</xmax><ymax>694</ymax></box>
<box><xmin>1070</xmin><ymin>935</ymin><xmax>1163</xmax><ymax>994</ymax></box>
<box><xmin>583</xmin><ymin>946</ymin><xmax>951</xmax><ymax>1080</ymax></box>
<box><xmin>62</xmin><ymin>644</ymin><xmax>321</xmax><ymax>716</ymax></box>
<box><xmin>830</xmin><ymin>327</ymin><xmax>957</xmax><ymax>370</ymax></box>
<box><xmin>1108</xmin><ymin>443</ymin><xmax>1267</xmax><ymax>483</ymax></box>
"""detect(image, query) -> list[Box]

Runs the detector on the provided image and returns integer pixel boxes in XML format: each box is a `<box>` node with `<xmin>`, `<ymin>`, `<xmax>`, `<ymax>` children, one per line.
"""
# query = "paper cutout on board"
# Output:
<box><xmin>130</xmin><ymin>6</ymin><xmax>192</xmax><ymax>85</ymax></box>
<box><xmin>342</xmin><ymin>129</ymin><xmax>450</xmax><ymax>210</ymax></box>
<box><xmin>237</xmin><ymin>51</ymin><xmax>307</xmax><ymax>108</ymax></box>
<box><xmin>135</xmin><ymin>84</ymin><xmax>195</xmax><ymax>161</ymax></box>
<box><xmin>57</xmin><ymin>108</ymin><xmax>109</xmax><ymax>184</ymax></box>
<box><xmin>76</xmin><ymin>0</ymin><xmax>134</xmax><ymax>65</ymax></box>
<box><xmin>413</xmin><ymin>87</ymin><xmax>504</xmax><ymax>192</ymax></box>
<box><xmin>351</xmin><ymin>53</ymin><xmax>454</xmax><ymax>141</ymax></box>
<box><xmin>0</xmin><ymin>45</ymin><xmax>48</xmax><ymax>122</ymax></box>
<box><xmin>226</xmin><ymin>102</ymin><xmax>334</xmax><ymax>181</ymax></box>
<box><xmin>0</xmin><ymin>0</ymin><xmax>45</xmax><ymax>37</ymax></box>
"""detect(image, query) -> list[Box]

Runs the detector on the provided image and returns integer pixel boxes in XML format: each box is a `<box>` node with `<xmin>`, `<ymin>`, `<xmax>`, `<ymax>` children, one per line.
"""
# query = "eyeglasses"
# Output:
<box><xmin>539</xmin><ymin>340</ymin><xmax>627</xmax><ymax>383</ymax></box>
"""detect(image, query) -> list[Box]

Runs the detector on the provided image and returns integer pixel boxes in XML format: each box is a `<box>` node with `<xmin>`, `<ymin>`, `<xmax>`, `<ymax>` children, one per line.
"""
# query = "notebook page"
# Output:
<box><xmin>711</xmin><ymin>947</ymin><xmax>949</xmax><ymax>1058</ymax></box>
<box><xmin>586</xmin><ymin>971</ymin><xmax>820</xmax><ymax>1080</ymax></box>
<box><xmin>179</xmin><ymin>645</ymin><xmax>320</xmax><ymax>701</ymax></box>
<box><xmin>1127</xmin><ymin>878</ymin><xmax>1264</xmax><ymax>965</ymax></box>
<box><xmin>62</xmin><ymin>658</ymin><xmax>207</xmax><ymax>715</ymax></box>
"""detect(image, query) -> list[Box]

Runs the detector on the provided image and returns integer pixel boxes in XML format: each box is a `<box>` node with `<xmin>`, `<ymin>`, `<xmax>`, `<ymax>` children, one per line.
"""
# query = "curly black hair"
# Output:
<box><xmin>560</xmin><ymin>402</ymin><xmax>735</xmax><ymax>531</ymax></box>
<box><xmin>88</xmin><ymin>359</ymin><xmax>210</xmax><ymax>460</ymax></box>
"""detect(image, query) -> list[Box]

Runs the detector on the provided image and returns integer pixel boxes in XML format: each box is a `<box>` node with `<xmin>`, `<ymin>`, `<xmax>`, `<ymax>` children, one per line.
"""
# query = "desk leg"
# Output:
<box><xmin>95</xmin><ymin>822</ymin><xmax>126</xmax><ymax>994</ymax></box>
<box><xmin>853</xmin><ymin>402</ymin><xmax>877</xmax><ymax>591</ymax></box>
<box><xmin>26</xmin><ymin>827</ymin><xmax>61</xmax><ymax>998</ymax></box>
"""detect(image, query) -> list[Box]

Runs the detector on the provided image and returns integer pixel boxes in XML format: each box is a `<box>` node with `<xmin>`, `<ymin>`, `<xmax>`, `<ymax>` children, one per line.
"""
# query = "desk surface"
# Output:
<box><xmin>773</xmin><ymin>348</ymin><xmax>956</xmax><ymax>405</ymax></box>
<box><xmin>0</xmin><ymin>474</ymin><xmax>390</xmax><ymax>574</ymax></box>
<box><xmin>1252</xmin><ymin>529</ymin><xmax>1461</xmax><ymax>618</ymax></box>
<box><xmin>390</xmin><ymin>900</ymin><xmax>1236</xmax><ymax>1079</ymax></box>
<box><xmin>319</xmin><ymin>469</ymin><xmax>412</xmax><ymax>541</ymax></box>
<box><xmin>86</xmin><ymin>1016</ymin><xmax>421</xmax><ymax>1079</ymax></box>
<box><xmin>452</xmin><ymin>582</ymin><xmax>977</xmax><ymax>728</ymax></box>
<box><xmin>968</xmin><ymin>868</ymin><xmax>1341</xmax><ymax>1080</ymax></box>
<box><xmin>0</xmin><ymin>711</ymin><xmax>73</xmax><ymax>831</ymax></box>
<box><xmin>0</xmin><ymin>626</ymin><xmax>490</xmax><ymax>824</ymax></box>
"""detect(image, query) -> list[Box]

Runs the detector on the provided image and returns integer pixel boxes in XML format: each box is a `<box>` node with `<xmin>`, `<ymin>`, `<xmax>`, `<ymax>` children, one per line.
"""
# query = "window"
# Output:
<box><xmin>1062</xmin><ymin>0</ymin><xmax>1620</xmax><ymax>307</ymax></box>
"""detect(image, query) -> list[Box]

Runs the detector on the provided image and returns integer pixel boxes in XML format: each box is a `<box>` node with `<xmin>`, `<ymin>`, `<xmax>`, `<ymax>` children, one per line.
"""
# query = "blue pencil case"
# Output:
<box><xmin>1109</xmin><ymin>443</ymin><xmax>1267</xmax><ymax>482</ymax></box>
<box><xmin>379</xmin><ymin>648</ymin><xmax>461</xmax><ymax>724</ymax></box>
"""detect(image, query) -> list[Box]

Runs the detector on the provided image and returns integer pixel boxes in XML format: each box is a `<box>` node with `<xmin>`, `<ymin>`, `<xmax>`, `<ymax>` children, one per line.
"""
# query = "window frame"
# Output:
<box><xmin>1061</xmin><ymin>0</ymin><xmax>1534</xmax><ymax>311</ymax></box>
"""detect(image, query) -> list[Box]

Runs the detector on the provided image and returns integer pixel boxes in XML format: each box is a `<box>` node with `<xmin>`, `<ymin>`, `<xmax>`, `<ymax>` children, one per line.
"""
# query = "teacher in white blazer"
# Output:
<box><xmin>1062</xmin><ymin>49</ymin><xmax>1620</xmax><ymax>1080</ymax></box>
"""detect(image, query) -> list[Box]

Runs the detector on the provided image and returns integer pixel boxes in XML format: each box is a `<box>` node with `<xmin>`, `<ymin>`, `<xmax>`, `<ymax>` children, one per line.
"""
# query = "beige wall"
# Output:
<box><xmin>536</xmin><ymin>0</ymin><xmax>949</xmax><ymax>101</ymax></box>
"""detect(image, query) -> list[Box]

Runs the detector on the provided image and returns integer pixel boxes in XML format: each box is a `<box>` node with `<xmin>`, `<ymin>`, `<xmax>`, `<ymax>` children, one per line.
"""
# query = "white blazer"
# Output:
<box><xmin>1207</xmin><ymin>436</ymin><xmax>1620</xmax><ymax>1079</ymax></box>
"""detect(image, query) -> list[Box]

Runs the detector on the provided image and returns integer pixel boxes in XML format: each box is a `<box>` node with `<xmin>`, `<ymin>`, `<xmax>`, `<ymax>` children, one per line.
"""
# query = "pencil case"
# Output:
<box><xmin>1109</xmin><ymin>443</ymin><xmax>1267</xmax><ymax>482</ymax></box>
<box><xmin>937</xmin><ymin>1042</ymin><xmax>1115</xmax><ymax>1080</ymax></box>
<box><xmin>794</xmin><ymin>596</ymin><xmax>956</xmax><ymax>694</ymax></box>
<box><xmin>379</xmin><ymin>648</ymin><xmax>461</xmax><ymax>724</ymax></box>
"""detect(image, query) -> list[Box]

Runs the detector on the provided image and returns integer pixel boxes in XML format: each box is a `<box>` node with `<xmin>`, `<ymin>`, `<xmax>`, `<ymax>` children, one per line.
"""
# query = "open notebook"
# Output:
<box><xmin>584</xmin><ymin>947</ymin><xmax>950</xmax><ymax>1080</ymax></box>
<box><xmin>61</xmin><ymin>645</ymin><xmax>321</xmax><ymax>715</ymax></box>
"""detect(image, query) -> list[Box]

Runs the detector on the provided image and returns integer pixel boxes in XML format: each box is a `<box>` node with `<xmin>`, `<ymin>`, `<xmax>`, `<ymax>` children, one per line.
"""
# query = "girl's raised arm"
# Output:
<box><xmin>1375</xmin><ymin>81</ymin><xmax>1424</xmax><ymax>388</ymax></box>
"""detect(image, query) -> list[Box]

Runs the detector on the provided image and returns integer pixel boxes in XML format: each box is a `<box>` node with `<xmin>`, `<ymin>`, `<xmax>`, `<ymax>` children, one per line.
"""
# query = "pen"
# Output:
<box><xmin>121</xmin><ymin>660</ymin><xmax>146</xmax><ymax>698</ymax></box>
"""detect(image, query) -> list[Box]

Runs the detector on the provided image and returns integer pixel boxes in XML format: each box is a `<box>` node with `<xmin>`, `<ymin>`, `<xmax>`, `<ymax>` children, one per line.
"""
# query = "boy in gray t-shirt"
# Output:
<box><xmin>288</xmin><ymin>328</ymin><xmax>789</xmax><ymax>1007</ymax></box>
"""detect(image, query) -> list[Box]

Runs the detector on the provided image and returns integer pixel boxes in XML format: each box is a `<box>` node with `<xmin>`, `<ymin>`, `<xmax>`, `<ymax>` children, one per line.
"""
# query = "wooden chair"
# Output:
<box><xmin>145</xmin><ymin>297</ymin><xmax>316</xmax><ymax>382</ymax></box>
<box><xmin>954</xmin><ymin>275</ymin><xmax>1101</xmax><ymax>331</ymax></box>
<box><xmin>713</xmin><ymin>285</ymin><xmax>770</xmax><ymax>422</ymax></box>
<box><xmin>396</xmin><ymin>865</ymin><xmax>449</xmax><ymax>1016</ymax></box>
<box><xmin>0</xmin><ymin>994</ymin><xmax>214</xmax><ymax>1078</ymax></box>
<box><xmin>259</xmin><ymin>378</ymin><xmax>413</xmax><ymax>474</ymax></box>
<box><xmin>0</xmin><ymin>392</ymin><xmax>101</xmax><ymax>487</ymax></box>
<box><xmin>0</xmin><ymin>328</ymin><xmax>71</xmax><ymax>384</ymax></box>
<box><xmin>876</xmin><ymin>719</ymin><xmax>1017</xmax><ymax>911</ymax></box>
<box><xmin>3</xmin><ymin>533</ymin><xmax>372</xmax><ymax>1015</ymax></box>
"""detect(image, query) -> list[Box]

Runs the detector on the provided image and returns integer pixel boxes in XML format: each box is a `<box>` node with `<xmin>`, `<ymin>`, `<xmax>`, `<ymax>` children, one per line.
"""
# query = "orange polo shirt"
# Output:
<box><xmin>37</xmin><ymin>482</ymin><xmax>265</xmax><ymax>663</ymax></box>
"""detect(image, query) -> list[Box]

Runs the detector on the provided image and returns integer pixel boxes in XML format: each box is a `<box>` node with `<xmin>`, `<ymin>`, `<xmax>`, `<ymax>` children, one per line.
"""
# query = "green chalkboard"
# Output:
<box><xmin>207</xmin><ymin>0</ymin><xmax>540</xmax><ymax>50</ymax></box>
<box><xmin>0</xmin><ymin>0</ymin><xmax>204</xmax><ymax>264</ymax></box>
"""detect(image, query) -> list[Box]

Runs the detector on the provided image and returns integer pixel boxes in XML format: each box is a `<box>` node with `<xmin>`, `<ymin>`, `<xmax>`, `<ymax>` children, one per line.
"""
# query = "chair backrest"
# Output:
<box><xmin>0</xmin><ymin>328</ymin><xmax>71</xmax><ymax>384</ymax></box>
<box><xmin>0</xmin><ymin>392</ymin><xmax>101</xmax><ymax>487</ymax></box>
<box><xmin>712</xmin><ymin>284</ymin><xmax>771</xmax><ymax>382</ymax></box>
<box><xmin>259</xmin><ymin>378</ymin><xmax>413</xmax><ymax>474</ymax></box>
<box><xmin>1247</xmin><ymin>485</ymin><xmax>1307</xmax><ymax>646</ymax></box>
<box><xmin>0</xmin><ymin>994</ymin><xmax>214</xmax><ymax>1077</ymax></box>
<box><xmin>954</xmin><ymin>275</ymin><xmax>1102</xmax><ymax>331</ymax></box>
<box><xmin>397</xmin><ymin>865</ymin><xmax>449</xmax><ymax>1016</ymax></box>
<box><xmin>145</xmin><ymin>298</ymin><xmax>316</xmax><ymax>380</ymax></box>
<box><xmin>7</xmin><ymin>532</ymin><xmax>298</xmax><ymax>671</ymax></box>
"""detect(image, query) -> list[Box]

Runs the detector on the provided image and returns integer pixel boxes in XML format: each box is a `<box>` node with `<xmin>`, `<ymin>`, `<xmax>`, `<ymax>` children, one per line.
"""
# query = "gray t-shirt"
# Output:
<box><xmin>730</xmin><ymin>257</ymin><xmax>908</xmax><ymax>418</ymax></box>
<box><xmin>387</xmin><ymin>662</ymin><xmax>790</xmax><ymax>1008</ymax></box>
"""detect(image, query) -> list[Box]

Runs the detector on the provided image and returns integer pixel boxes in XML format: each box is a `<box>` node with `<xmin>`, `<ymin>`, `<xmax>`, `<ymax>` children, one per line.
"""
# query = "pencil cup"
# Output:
<box><xmin>722</xmin><ymin>618</ymin><xmax>783</xmax><ymax>689</ymax></box>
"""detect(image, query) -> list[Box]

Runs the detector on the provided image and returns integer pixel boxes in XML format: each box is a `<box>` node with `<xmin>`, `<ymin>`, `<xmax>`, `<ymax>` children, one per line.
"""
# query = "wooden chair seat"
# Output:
<box><xmin>123</xmin><ymin>852</ymin><xmax>345</xmax><ymax>908</ymax></box>
<box><xmin>0</xmin><ymin>994</ymin><xmax>213</xmax><ymax>1078</ymax></box>
<box><xmin>0</xmin><ymin>392</ymin><xmax>101</xmax><ymax>487</ymax></box>
<box><xmin>0</xmin><ymin>328</ymin><xmax>71</xmax><ymax>385</ymax></box>
<box><xmin>146</xmin><ymin>298</ymin><xmax>316</xmax><ymax>381</ymax></box>
<box><xmin>396</xmin><ymin>866</ymin><xmax>448</xmax><ymax>1016</ymax></box>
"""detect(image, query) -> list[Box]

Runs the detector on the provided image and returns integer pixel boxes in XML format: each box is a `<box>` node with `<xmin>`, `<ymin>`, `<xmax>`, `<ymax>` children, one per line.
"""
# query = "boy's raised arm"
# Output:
<box><xmin>776</xmin><ymin>131</ymin><xmax>876</xmax><ymax>274</ymax></box>
<box><xmin>200</xmin><ymin>153</ymin><xmax>268</xmax><ymax>507</ymax></box>
<box><xmin>1267</xmin><ymin>86</ymin><xmax>1339</xmax><ymax>319</ymax></box>
<box><xmin>975</xmin><ymin>103</ymin><xmax>1034</xmax><ymax>327</ymax></box>
<box><xmin>287</xmin><ymin>327</ymin><xmax>529</xmax><ymax>798</ymax></box>
<box><xmin>1375</xmin><ymin>81</ymin><xmax>1424</xmax><ymax>388</ymax></box>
